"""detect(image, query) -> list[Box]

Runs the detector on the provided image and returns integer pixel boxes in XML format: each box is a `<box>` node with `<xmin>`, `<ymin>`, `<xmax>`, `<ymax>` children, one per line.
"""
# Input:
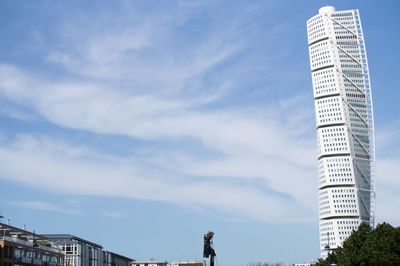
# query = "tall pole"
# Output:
<box><xmin>210</xmin><ymin>240</ymin><xmax>215</xmax><ymax>266</ymax></box>
<box><xmin>32</xmin><ymin>231</ymin><xmax>35</xmax><ymax>266</ymax></box>
<box><xmin>327</xmin><ymin>232</ymin><xmax>330</xmax><ymax>266</ymax></box>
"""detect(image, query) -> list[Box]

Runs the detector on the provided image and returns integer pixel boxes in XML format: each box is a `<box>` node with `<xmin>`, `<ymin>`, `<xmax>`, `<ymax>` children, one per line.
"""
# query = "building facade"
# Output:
<box><xmin>43</xmin><ymin>235</ymin><xmax>133</xmax><ymax>266</ymax></box>
<box><xmin>131</xmin><ymin>260</ymin><xmax>205</xmax><ymax>266</ymax></box>
<box><xmin>0</xmin><ymin>222</ymin><xmax>64</xmax><ymax>266</ymax></box>
<box><xmin>43</xmin><ymin>234</ymin><xmax>104</xmax><ymax>266</ymax></box>
<box><xmin>103</xmin><ymin>251</ymin><xmax>132</xmax><ymax>266</ymax></box>
<box><xmin>306</xmin><ymin>6</ymin><xmax>375</xmax><ymax>255</ymax></box>
<box><xmin>131</xmin><ymin>260</ymin><xmax>168</xmax><ymax>266</ymax></box>
<box><xmin>169</xmin><ymin>261</ymin><xmax>206</xmax><ymax>266</ymax></box>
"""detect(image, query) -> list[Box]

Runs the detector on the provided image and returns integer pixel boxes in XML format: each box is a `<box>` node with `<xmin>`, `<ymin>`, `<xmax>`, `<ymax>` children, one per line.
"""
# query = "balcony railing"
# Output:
<box><xmin>1</xmin><ymin>235</ymin><xmax>61</xmax><ymax>253</ymax></box>
<box><xmin>13</xmin><ymin>256</ymin><xmax>63</xmax><ymax>266</ymax></box>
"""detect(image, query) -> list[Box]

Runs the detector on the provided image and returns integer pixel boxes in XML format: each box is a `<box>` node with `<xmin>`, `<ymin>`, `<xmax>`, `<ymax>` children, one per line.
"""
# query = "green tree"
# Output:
<box><xmin>337</xmin><ymin>222</ymin><xmax>372</xmax><ymax>265</ymax></box>
<box><xmin>361</xmin><ymin>223</ymin><xmax>400</xmax><ymax>265</ymax></box>
<box><xmin>316</xmin><ymin>222</ymin><xmax>400</xmax><ymax>266</ymax></box>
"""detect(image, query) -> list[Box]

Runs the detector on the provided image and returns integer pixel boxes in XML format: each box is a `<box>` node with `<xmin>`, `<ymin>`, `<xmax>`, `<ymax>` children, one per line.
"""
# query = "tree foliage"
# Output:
<box><xmin>316</xmin><ymin>222</ymin><xmax>400</xmax><ymax>266</ymax></box>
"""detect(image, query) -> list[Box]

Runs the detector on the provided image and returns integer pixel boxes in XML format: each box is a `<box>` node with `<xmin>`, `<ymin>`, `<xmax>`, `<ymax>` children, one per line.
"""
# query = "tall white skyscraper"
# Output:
<box><xmin>306</xmin><ymin>6</ymin><xmax>375</xmax><ymax>256</ymax></box>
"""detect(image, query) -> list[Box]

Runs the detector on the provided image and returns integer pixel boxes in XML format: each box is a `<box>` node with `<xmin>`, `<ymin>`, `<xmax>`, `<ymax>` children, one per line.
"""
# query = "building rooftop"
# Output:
<box><xmin>43</xmin><ymin>233</ymin><xmax>103</xmax><ymax>249</ymax></box>
<box><xmin>131</xmin><ymin>260</ymin><xmax>168</xmax><ymax>264</ymax></box>
<box><xmin>0</xmin><ymin>222</ymin><xmax>45</xmax><ymax>240</ymax></box>
<box><xmin>0</xmin><ymin>222</ymin><xmax>63</xmax><ymax>254</ymax></box>
<box><xmin>106</xmin><ymin>250</ymin><xmax>135</xmax><ymax>262</ymax></box>
<box><xmin>319</xmin><ymin>6</ymin><xmax>336</xmax><ymax>15</ymax></box>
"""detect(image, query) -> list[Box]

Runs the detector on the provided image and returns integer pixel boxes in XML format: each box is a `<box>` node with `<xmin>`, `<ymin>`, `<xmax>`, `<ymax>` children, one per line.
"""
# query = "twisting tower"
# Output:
<box><xmin>306</xmin><ymin>6</ymin><xmax>375</xmax><ymax>256</ymax></box>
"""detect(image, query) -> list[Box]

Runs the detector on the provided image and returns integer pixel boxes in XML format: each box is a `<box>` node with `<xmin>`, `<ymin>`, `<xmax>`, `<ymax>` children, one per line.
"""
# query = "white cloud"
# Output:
<box><xmin>11</xmin><ymin>200</ymin><xmax>82</xmax><ymax>215</ymax></box>
<box><xmin>44</xmin><ymin>3</ymin><xmax>243</xmax><ymax>88</ymax></box>
<box><xmin>374</xmin><ymin>121</ymin><xmax>400</xmax><ymax>225</ymax></box>
<box><xmin>375</xmin><ymin>120</ymin><xmax>400</xmax><ymax>154</ymax></box>
<box><xmin>0</xmin><ymin>62</ymin><xmax>319</xmax><ymax>220</ymax></box>
<box><xmin>0</xmin><ymin>134</ymin><xmax>314</xmax><ymax>223</ymax></box>
<box><xmin>0</xmin><ymin>2</ymin><xmax>317</xmax><ymax>219</ymax></box>
<box><xmin>0</xmin><ymin>103</ymin><xmax>36</xmax><ymax>121</ymax></box>
<box><xmin>375</xmin><ymin>158</ymin><xmax>400</xmax><ymax>225</ymax></box>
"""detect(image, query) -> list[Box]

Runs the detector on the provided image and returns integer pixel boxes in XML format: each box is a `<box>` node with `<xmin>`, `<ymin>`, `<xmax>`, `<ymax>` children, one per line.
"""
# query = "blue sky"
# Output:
<box><xmin>0</xmin><ymin>0</ymin><xmax>399</xmax><ymax>265</ymax></box>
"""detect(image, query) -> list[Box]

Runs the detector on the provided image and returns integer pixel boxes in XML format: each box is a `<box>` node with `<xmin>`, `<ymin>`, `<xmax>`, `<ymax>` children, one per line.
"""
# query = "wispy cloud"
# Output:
<box><xmin>45</xmin><ymin>2</ymin><xmax>244</xmax><ymax>91</ymax></box>
<box><xmin>375</xmin><ymin>120</ymin><xmax>400</xmax><ymax>225</ymax></box>
<box><xmin>375</xmin><ymin>120</ymin><xmax>400</xmax><ymax>154</ymax></box>
<box><xmin>0</xmin><ymin>102</ymin><xmax>36</xmax><ymax>121</ymax></box>
<box><xmin>0</xmin><ymin>133</ymin><xmax>314</xmax><ymax>223</ymax></box>
<box><xmin>0</xmin><ymin>60</ymin><xmax>318</xmax><ymax>218</ymax></box>
<box><xmin>0</xmin><ymin>1</ymin><xmax>318</xmax><ymax>222</ymax></box>
<box><xmin>11</xmin><ymin>200</ymin><xmax>83</xmax><ymax>215</ymax></box>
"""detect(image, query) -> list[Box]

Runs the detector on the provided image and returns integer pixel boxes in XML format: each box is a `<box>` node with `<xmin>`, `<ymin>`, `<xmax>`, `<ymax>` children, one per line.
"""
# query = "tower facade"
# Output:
<box><xmin>306</xmin><ymin>6</ymin><xmax>375</xmax><ymax>255</ymax></box>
